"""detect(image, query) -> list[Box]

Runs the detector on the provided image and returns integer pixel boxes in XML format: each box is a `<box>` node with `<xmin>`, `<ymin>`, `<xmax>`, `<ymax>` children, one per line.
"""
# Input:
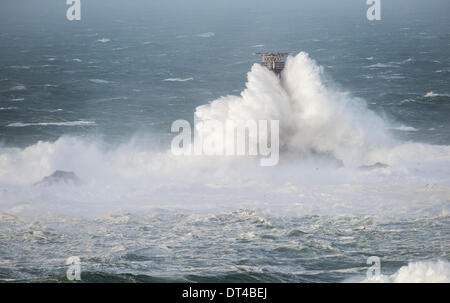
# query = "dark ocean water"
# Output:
<box><xmin>0</xmin><ymin>0</ymin><xmax>449</xmax><ymax>282</ymax></box>
<box><xmin>1</xmin><ymin>1</ymin><xmax>449</xmax><ymax>147</ymax></box>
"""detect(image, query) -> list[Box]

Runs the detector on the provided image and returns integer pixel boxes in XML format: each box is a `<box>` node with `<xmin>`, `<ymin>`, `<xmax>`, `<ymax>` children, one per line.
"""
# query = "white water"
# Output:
<box><xmin>163</xmin><ymin>77</ymin><xmax>194</xmax><ymax>82</ymax></box>
<box><xmin>349</xmin><ymin>260</ymin><xmax>450</xmax><ymax>283</ymax></box>
<box><xmin>0</xmin><ymin>52</ymin><xmax>449</xmax><ymax>220</ymax></box>
<box><xmin>196</xmin><ymin>52</ymin><xmax>392</xmax><ymax>167</ymax></box>
<box><xmin>6</xmin><ymin>121</ymin><xmax>96</xmax><ymax>127</ymax></box>
<box><xmin>0</xmin><ymin>52</ymin><xmax>448</xmax><ymax>283</ymax></box>
<box><xmin>425</xmin><ymin>91</ymin><xmax>450</xmax><ymax>98</ymax></box>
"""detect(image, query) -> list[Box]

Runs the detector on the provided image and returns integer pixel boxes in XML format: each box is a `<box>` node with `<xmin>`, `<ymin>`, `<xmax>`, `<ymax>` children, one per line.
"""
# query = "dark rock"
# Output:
<box><xmin>359</xmin><ymin>162</ymin><xmax>389</xmax><ymax>171</ymax></box>
<box><xmin>35</xmin><ymin>170</ymin><xmax>82</xmax><ymax>186</ymax></box>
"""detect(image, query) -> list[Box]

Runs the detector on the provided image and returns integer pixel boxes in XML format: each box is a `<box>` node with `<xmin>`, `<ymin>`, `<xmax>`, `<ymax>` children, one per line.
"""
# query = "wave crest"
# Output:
<box><xmin>358</xmin><ymin>260</ymin><xmax>450</xmax><ymax>283</ymax></box>
<box><xmin>195</xmin><ymin>52</ymin><xmax>392</xmax><ymax>166</ymax></box>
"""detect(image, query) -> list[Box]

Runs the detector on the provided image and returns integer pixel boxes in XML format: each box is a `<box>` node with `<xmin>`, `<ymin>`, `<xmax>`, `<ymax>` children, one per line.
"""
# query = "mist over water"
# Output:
<box><xmin>0</xmin><ymin>0</ymin><xmax>449</xmax><ymax>282</ymax></box>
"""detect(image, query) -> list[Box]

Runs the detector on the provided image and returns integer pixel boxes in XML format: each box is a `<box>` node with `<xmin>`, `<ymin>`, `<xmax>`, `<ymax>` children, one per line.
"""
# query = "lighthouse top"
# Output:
<box><xmin>256</xmin><ymin>52</ymin><xmax>289</xmax><ymax>76</ymax></box>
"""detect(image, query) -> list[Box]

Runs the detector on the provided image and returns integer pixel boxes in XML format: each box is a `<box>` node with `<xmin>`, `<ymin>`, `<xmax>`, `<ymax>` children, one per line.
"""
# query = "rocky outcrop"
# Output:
<box><xmin>35</xmin><ymin>170</ymin><xmax>82</xmax><ymax>186</ymax></box>
<box><xmin>359</xmin><ymin>162</ymin><xmax>389</xmax><ymax>171</ymax></box>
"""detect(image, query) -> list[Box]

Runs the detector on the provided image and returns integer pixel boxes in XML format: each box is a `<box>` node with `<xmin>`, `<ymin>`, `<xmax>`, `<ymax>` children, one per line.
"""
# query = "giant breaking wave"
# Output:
<box><xmin>0</xmin><ymin>52</ymin><xmax>449</xmax><ymax>219</ymax></box>
<box><xmin>195</xmin><ymin>52</ymin><xmax>392</xmax><ymax>166</ymax></box>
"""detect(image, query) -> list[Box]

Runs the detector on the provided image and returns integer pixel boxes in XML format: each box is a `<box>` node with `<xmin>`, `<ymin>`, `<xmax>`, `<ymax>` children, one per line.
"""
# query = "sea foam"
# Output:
<box><xmin>0</xmin><ymin>52</ymin><xmax>449</xmax><ymax>220</ymax></box>
<box><xmin>6</xmin><ymin>121</ymin><xmax>96</xmax><ymax>127</ymax></box>
<box><xmin>356</xmin><ymin>260</ymin><xmax>450</xmax><ymax>283</ymax></box>
<box><xmin>195</xmin><ymin>52</ymin><xmax>392</xmax><ymax>166</ymax></box>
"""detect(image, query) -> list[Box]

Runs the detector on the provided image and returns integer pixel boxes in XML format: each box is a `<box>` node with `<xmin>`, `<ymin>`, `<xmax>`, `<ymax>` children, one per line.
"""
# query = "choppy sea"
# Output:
<box><xmin>0</xmin><ymin>0</ymin><xmax>449</xmax><ymax>282</ymax></box>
